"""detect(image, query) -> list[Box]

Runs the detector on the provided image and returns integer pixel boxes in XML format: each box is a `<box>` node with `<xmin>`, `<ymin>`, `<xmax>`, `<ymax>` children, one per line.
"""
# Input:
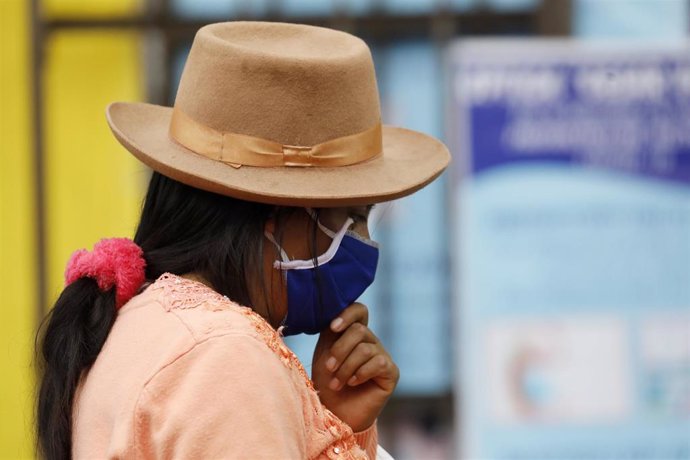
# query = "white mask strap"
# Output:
<box><xmin>264</xmin><ymin>231</ymin><xmax>290</xmax><ymax>263</ymax></box>
<box><xmin>271</xmin><ymin>216</ymin><xmax>354</xmax><ymax>270</ymax></box>
<box><xmin>304</xmin><ymin>207</ymin><xmax>337</xmax><ymax>239</ymax></box>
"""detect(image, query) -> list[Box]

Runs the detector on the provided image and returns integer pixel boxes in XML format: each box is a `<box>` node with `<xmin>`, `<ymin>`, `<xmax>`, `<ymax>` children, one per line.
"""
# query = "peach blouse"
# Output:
<box><xmin>72</xmin><ymin>272</ymin><xmax>377</xmax><ymax>459</ymax></box>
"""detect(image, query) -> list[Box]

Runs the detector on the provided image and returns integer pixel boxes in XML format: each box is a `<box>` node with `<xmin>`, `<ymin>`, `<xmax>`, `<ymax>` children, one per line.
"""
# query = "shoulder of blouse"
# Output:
<box><xmin>120</xmin><ymin>272</ymin><xmax>377</xmax><ymax>459</ymax></box>
<box><xmin>151</xmin><ymin>272</ymin><xmax>315</xmax><ymax>379</ymax></box>
<box><xmin>131</xmin><ymin>332</ymin><xmax>308</xmax><ymax>458</ymax></box>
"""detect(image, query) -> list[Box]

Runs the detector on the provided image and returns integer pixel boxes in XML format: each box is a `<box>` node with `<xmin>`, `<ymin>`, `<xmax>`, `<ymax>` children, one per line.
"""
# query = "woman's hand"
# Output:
<box><xmin>312</xmin><ymin>303</ymin><xmax>399</xmax><ymax>432</ymax></box>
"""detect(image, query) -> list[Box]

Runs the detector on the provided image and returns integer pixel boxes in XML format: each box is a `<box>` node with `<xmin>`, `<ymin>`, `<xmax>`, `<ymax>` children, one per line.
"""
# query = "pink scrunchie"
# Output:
<box><xmin>64</xmin><ymin>238</ymin><xmax>146</xmax><ymax>309</ymax></box>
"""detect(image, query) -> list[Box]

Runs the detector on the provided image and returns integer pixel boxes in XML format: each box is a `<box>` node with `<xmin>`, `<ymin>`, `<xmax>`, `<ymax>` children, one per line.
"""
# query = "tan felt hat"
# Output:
<box><xmin>106</xmin><ymin>21</ymin><xmax>451</xmax><ymax>207</ymax></box>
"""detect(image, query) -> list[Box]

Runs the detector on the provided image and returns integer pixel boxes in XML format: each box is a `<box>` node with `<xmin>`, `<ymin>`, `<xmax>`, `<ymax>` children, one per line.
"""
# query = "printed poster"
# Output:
<box><xmin>449</xmin><ymin>39</ymin><xmax>690</xmax><ymax>460</ymax></box>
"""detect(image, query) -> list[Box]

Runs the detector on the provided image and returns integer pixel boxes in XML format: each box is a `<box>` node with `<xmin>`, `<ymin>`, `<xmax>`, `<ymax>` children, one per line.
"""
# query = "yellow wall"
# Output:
<box><xmin>0</xmin><ymin>0</ymin><xmax>37</xmax><ymax>457</ymax></box>
<box><xmin>1</xmin><ymin>1</ymin><xmax>147</xmax><ymax>455</ymax></box>
<box><xmin>43</xmin><ymin>29</ymin><xmax>147</xmax><ymax>308</ymax></box>
<box><xmin>41</xmin><ymin>0</ymin><xmax>142</xmax><ymax>19</ymax></box>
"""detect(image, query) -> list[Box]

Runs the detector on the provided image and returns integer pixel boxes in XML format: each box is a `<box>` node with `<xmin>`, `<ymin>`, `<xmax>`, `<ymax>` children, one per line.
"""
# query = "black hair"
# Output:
<box><xmin>34</xmin><ymin>171</ymin><xmax>294</xmax><ymax>459</ymax></box>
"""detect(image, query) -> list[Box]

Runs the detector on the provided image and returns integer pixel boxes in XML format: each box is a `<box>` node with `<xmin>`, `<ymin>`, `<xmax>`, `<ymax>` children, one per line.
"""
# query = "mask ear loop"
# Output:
<box><xmin>266</xmin><ymin>215</ymin><xmax>355</xmax><ymax>271</ymax></box>
<box><xmin>304</xmin><ymin>207</ymin><xmax>337</xmax><ymax>239</ymax></box>
<box><xmin>264</xmin><ymin>231</ymin><xmax>289</xmax><ymax>264</ymax></box>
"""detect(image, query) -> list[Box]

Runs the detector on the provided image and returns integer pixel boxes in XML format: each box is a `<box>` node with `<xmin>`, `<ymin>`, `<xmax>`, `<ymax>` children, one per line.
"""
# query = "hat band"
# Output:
<box><xmin>169</xmin><ymin>107</ymin><xmax>383</xmax><ymax>168</ymax></box>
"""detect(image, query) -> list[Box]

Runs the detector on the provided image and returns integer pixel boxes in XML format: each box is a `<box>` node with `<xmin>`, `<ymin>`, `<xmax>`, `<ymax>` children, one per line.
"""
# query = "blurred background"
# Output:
<box><xmin>2</xmin><ymin>0</ymin><xmax>689</xmax><ymax>458</ymax></box>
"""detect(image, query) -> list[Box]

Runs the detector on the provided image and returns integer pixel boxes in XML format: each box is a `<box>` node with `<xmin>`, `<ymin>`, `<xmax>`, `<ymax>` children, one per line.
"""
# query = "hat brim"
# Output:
<box><xmin>106</xmin><ymin>102</ymin><xmax>450</xmax><ymax>207</ymax></box>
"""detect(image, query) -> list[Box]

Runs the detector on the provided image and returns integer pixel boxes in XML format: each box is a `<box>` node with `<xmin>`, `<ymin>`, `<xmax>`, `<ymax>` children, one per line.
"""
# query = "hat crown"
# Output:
<box><xmin>173</xmin><ymin>21</ymin><xmax>382</xmax><ymax>146</ymax></box>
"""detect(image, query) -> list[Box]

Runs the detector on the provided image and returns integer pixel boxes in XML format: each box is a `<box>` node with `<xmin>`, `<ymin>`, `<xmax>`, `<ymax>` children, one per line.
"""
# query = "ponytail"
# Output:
<box><xmin>34</xmin><ymin>171</ymin><xmax>278</xmax><ymax>459</ymax></box>
<box><xmin>35</xmin><ymin>237</ymin><xmax>145</xmax><ymax>459</ymax></box>
<box><xmin>35</xmin><ymin>278</ymin><xmax>117</xmax><ymax>460</ymax></box>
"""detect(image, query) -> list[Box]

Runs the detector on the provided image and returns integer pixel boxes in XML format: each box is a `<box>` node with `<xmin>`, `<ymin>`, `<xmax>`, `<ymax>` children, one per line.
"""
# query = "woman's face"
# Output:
<box><xmin>258</xmin><ymin>206</ymin><xmax>373</xmax><ymax>328</ymax></box>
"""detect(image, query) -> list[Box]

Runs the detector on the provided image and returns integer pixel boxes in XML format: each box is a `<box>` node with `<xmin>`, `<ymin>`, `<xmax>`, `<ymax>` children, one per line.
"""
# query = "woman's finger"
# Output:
<box><xmin>329</xmin><ymin>342</ymin><xmax>378</xmax><ymax>390</ymax></box>
<box><xmin>330</xmin><ymin>302</ymin><xmax>369</xmax><ymax>333</ymax></box>
<box><xmin>347</xmin><ymin>354</ymin><xmax>397</xmax><ymax>391</ymax></box>
<box><xmin>326</xmin><ymin>322</ymin><xmax>377</xmax><ymax>373</ymax></box>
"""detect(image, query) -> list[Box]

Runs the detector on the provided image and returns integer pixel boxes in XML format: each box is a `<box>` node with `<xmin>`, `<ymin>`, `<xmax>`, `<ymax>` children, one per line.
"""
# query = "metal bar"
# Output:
<box><xmin>159</xmin><ymin>0</ymin><xmax>173</xmax><ymax>106</ymax></box>
<box><xmin>42</xmin><ymin>11</ymin><xmax>536</xmax><ymax>39</ymax></box>
<box><xmin>31</xmin><ymin>0</ymin><xmax>47</xmax><ymax>326</ymax></box>
<box><xmin>536</xmin><ymin>0</ymin><xmax>572</xmax><ymax>36</ymax></box>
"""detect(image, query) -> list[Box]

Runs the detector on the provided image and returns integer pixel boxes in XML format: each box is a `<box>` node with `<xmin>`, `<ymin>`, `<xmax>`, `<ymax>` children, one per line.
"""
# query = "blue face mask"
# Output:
<box><xmin>265</xmin><ymin>211</ymin><xmax>379</xmax><ymax>336</ymax></box>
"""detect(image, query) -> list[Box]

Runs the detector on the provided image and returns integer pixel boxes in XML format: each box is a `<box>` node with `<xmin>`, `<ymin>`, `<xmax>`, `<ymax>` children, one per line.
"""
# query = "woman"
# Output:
<box><xmin>36</xmin><ymin>21</ymin><xmax>449</xmax><ymax>459</ymax></box>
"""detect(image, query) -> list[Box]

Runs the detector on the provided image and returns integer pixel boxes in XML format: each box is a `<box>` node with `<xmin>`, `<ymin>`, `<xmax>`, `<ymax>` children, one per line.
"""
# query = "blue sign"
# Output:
<box><xmin>450</xmin><ymin>40</ymin><xmax>690</xmax><ymax>460</ymax></box>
